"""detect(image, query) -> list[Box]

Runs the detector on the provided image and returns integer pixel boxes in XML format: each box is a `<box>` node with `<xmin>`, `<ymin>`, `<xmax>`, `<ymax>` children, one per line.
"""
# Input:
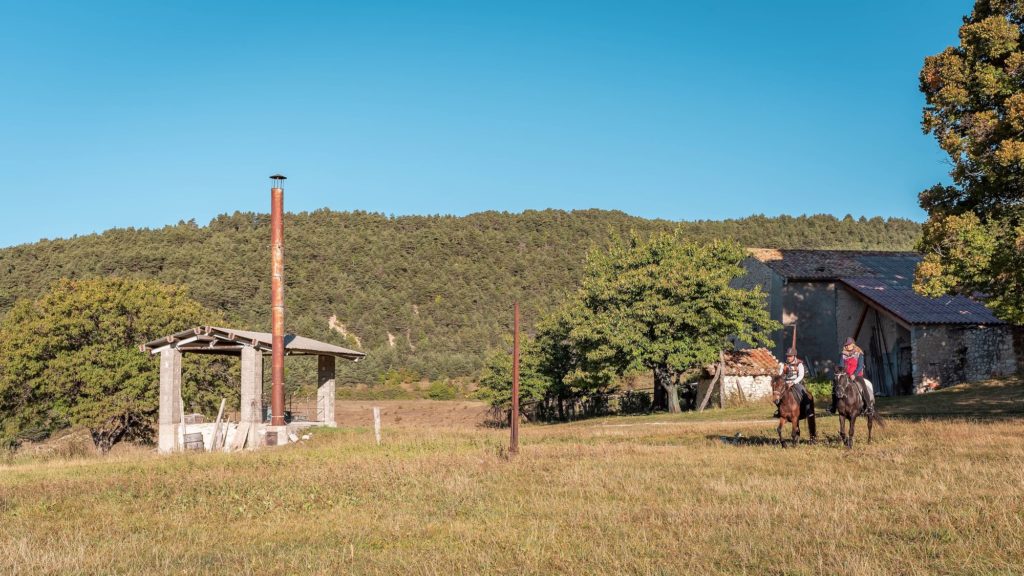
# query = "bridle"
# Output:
<box><xmin>833</xmin><ymin>372</ymin><xmax>853</xmax><ymax>400</ymax></box>
<box><xmin>772</xmin><ymin>375</ymin><xmax>796</xmax><ymax>404</ymax></box>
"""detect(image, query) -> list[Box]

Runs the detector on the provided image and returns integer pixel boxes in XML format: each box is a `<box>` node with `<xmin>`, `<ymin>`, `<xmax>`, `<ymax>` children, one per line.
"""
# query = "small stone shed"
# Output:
<box><xmin>696</xmin><ymin>348</ymin><xmax>780</xmax><ymax>408</ymax></box>
<box><xmin>142</xmin><ymin>325</ymin><xmax>365</xmax><ymax>454</ymax></box>
<box><xmin>740</xmin><ymin>249</ymin><xmax>1017</xmax><ymax>395</ymax></box>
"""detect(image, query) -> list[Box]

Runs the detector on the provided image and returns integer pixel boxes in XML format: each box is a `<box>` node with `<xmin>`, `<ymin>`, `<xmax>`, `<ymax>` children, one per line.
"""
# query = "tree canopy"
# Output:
<box><xmin>565</xmin><ymin>234</ymin><xmax>779</xmax><ymax>412</ymax></box>
<box><xmin>0</xmin><ymin>278</ymin><xmax>231</xmax><ymax>452</ymax></box>
<box><xmin>479</xmin><ymin>234</ymin><xmax>780</xmax><ymax>416</ymax></box>
<box><xmin>916</xmin><ymin>0</ymin><xmax>1024</xmax><ymax>322</ymax></box>
<box><xmin>0</xmin><ymin>210</ymin><xmax>919</xmax><ymax>385</ymax></box>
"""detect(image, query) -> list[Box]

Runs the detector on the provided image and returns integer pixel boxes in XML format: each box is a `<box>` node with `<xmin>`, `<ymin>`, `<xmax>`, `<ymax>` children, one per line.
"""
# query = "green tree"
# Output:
<box><xmin>477</xmin><ymin>336</ymin><xmax>549</xmax><ymax>411</ymax></box>
<box><xmin>566</xmin><ymin>233</ymin><xmax>779</xmax><ymax>413</ymax></box>
<box><xmin>0</xmin><ymin>278</ymin><xmax>230</xmax><ymax>453</ymax></box>
<box><xmin>916</xmin><ymin>1</ymin><xmax>1024</xmax><ymax>321</ymax></box>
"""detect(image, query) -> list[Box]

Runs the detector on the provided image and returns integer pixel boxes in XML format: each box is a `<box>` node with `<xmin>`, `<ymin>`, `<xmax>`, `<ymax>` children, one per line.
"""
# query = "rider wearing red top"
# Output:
<box><xmin>837</xmin><ymin>337</ymin><xmax>874</xmax><ymax>415</ymax></box>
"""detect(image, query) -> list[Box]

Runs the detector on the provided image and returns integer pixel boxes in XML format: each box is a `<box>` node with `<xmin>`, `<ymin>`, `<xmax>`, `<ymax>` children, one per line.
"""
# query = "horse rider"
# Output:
<box><xmin>774</xmin><ymin>347</ymin><xmax>810</xmax><ymax>417</ymax></box>
<box><xmin>838</xmin><ymin>337</ymin><xmax>875</xmax><ymax>415</ymax></box>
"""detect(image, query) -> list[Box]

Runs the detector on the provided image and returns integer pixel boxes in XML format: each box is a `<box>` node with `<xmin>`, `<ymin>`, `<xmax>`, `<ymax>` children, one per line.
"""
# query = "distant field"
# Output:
<box><xmin>1</xmin><ymin>380</ymin><xmax>1021</xmax><ymax>575</ymax></box>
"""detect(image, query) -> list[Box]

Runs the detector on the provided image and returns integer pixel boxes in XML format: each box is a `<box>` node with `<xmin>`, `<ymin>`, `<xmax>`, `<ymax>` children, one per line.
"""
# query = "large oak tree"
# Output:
<box><xmin>917</xmin><ymin>1</ymin><xmax>1024</xmax><ymax>322</ymax></box>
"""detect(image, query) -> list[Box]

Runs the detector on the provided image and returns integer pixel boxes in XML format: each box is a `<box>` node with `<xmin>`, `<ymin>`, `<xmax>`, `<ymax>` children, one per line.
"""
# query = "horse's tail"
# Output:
<box><xmin>807</xmin><ymin>409</ymin><xmax>817</xmax><ymax>438</ymax></box>
<box><xmin>871</xmin><ymin>412</ymin><xmax>886</xmax><ymax>429</ymax></box>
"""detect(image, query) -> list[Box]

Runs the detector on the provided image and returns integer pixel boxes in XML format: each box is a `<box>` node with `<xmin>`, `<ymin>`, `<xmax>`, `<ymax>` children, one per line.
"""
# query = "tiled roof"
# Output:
<box><xmin>748</xmin><ymin>249</ymin><xmax>920</xmax><ymax>285</ymax></box>
<box><xmin>841</xmin><ymin>278</ymin><xmax>1004</xmax><ymax>326</ymax></box>
<box><xmin>704</xmin><ymin>348</ymin><xmax>780</xmax><ymax>377</ymax></box>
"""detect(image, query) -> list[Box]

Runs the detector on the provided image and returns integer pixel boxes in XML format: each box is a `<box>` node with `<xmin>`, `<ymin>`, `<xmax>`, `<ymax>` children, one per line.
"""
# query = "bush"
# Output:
<box><xmin>805</xmin><ymin>379</ymin><xmax>833</xmax><ymax>402</ymax></box>
<box><xmin>619</xmin><ymin>390</ymin><xmax>653</xmax><ymax>414</ymax></box>
<box><xmin>336</xmin><ymin>385</ymin><xmax>415</xmax><ymax>401</ymax></box>
<box><xmin>427</xmin><ymin>380</ymin><xmax>458</xmax><ymax>400</ymax></box>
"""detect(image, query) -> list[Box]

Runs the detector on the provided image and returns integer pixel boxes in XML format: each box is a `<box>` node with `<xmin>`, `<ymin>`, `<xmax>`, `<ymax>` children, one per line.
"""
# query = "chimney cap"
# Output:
<box><xmin>269</xmin><ymin>174</ymin><xmax>287</xmax><ymax>181</ymax></box>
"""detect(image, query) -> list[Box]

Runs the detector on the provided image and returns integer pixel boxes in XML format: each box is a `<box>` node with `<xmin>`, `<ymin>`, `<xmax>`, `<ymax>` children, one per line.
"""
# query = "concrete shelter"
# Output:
<box><xmin>141</xmin><ymin>325</ymin><xmax>365</xmax><ymax>453</ymax></box>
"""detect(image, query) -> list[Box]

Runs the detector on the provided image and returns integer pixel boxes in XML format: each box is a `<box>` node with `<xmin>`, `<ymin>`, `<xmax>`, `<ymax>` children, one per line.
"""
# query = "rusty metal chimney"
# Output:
<box><xmin>269</xmin><ymin>174</ymin><xmax>287</xmax><ymax>426</ymax></box>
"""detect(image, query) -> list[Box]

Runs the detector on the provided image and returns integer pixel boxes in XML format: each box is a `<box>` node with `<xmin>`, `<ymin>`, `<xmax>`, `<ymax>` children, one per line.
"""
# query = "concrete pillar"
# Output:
<box><xmin>240</xmin><ymin>346</ymin><xmax>263</xmax><ymax>448</ymax></box>
<box><xmin>317</xmin><ymin>355</ymin><xmax>336</xmax><ymax>427</ymax></box>
<box><xmin>158</xmin><ymin>349</ymin><xmax>183</xmax><ymax>454</ymax></box>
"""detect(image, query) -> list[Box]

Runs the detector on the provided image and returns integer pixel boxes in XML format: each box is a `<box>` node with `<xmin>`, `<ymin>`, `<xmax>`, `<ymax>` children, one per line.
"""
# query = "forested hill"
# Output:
<box><xmin>0</xmin><ymin>210</ymin><xmax>920</xmax><ymax>383</ymax></box>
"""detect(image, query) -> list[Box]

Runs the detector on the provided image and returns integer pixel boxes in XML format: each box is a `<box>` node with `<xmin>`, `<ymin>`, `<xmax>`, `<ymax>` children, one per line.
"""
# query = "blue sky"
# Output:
<box><xmin>0</xmin><ymin>1</ymin><xmax>971</xmax><ymax>248</ymax></box>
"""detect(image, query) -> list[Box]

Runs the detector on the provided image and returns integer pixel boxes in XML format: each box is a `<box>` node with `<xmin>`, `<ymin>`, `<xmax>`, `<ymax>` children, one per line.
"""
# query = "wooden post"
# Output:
<box><xmin>510</xmin><ymin>303</ymin><xmax>520</xmax><ymax>456</ymax></box>
<box><xmin>698</xmin><ymin>351</ymin><xmax>726</xmax><ymax>412</ymax></box>
<box><xmin>158</xmin><ymin>349</ymin><xmax>183</xmax><ymax>454</ymax></box>
<box><xmin>317</xmin><ymin>355</ymin><xmax>337</xmax><ymax>427</ymax></box>
<box><xmin>853</xmin><ymin>304</ymin><xmax>870</xmax><ymax>340</ymax></box>
<box><xmin>373</xmin><ymin>407</ymin><xmax>382</xmax><ymax>445</ymax></box>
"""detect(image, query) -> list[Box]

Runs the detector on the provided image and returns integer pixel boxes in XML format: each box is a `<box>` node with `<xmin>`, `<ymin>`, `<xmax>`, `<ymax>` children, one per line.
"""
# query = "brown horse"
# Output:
<box><xmin>770</xmin><ymin>374</ymin><xmax>816</xmax><ymax>447</ymax></box>
<box><xmin>832</xmin><ymin>372</ymin><xmax>883</xmax><ymax>449</ymax></box>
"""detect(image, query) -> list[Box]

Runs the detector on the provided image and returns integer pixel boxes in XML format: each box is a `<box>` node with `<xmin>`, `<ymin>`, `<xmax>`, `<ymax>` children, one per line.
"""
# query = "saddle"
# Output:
<box><xmin>785</xmin><ymin>384</ymin><xmax>814</xmax><ymax>419</ymax></box>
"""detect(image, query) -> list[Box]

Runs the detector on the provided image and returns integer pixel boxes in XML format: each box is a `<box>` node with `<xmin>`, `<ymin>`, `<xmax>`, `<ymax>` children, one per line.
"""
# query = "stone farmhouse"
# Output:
<box><xmin>739</xmin><ymin>249</ymin><xmax>1018</xmax><ymax>395</ymax></box>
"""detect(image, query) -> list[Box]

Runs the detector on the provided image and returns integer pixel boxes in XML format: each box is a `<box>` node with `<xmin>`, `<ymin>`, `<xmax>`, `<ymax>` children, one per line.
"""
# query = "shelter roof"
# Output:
<box><xmin>141</xmin><ymin>326</ymin><xmax>366</xmax><ymax>360</ymax></box>
<box><xmin>704</xmin><ymin>348</ymin><xmax>780</xmax><ymax>377</ymax></box>
<box><xmin>840</xmin><ymin>278</ymin><xmax>1004</xmax><ymax>326</ymax></box>
<box><xmin>747</xmin><ymin>249</ymin><xmax>920</xmax><ymax>285</ymax></box>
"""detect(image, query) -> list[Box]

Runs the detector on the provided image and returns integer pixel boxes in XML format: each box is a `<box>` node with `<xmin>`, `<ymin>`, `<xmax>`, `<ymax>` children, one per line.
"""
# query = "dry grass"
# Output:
<box><xmin>1</xmin><ymin>380</ymin><xmax>1022</xmax><ymax>575</ymax></box>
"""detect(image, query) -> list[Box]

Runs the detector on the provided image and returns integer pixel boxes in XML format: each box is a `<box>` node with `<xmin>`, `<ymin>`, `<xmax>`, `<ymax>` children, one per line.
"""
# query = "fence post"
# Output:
<box><xmin>373</xmin><ymin>407</ymin><xmax>382</xmax><ymax>445</ymax></box>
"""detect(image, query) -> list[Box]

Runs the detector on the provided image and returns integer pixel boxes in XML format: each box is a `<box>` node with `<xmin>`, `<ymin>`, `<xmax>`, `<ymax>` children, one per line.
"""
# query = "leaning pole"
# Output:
<box><xmin>510</xmin><ymin>302</ymin><xmax>520</xmax><ymax>455</ymax></box>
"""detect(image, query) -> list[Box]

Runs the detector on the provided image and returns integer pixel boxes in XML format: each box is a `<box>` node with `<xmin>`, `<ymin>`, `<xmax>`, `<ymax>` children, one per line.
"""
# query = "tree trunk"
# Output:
<box><xmin>653</xmin><ymin>366</ymin><xmax>667</xmax><ymax>410</ymax></box>
<box><xmin>654</xmin><ymin>365</ymin><xmax>680</xmax><ymax>413</ymax></box>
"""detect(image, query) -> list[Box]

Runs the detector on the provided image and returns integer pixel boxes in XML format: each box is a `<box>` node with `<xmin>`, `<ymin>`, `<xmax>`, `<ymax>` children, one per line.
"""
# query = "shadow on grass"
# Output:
<box><xmin>878</xmin><ymin>378</ymin><xmax>1023</xmax><ymax>422</ymax></box>
<box><xmin>708</xmin><ymin>433</ymin><xmax>849</xmax><ymax>448</ymax></box>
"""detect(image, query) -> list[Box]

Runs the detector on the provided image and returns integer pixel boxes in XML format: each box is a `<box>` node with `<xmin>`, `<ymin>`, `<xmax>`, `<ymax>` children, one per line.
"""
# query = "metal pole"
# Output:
<box><xmin>510</xmin><ymin>302</ymin><xmax>520</xmax><ymax>455</ymax></box>
<box><xmin>270</xmin><ymin>175</ymin><xmax>287</xmax><ymax>426</ymax></box>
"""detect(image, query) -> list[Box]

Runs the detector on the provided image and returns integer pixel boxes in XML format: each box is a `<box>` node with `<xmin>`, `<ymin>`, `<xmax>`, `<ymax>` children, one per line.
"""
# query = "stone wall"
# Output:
<box><xmin>739</xmin><ymin>259</ymin><xmax>841</xmax><ymax>376</ymax></box>
<box><xmin>697</xmin><ymin>374</ymin><xmax>774</xmax><ymax>408</ymax></box>
<box><xmin>737</xmin><ymin>258</ymin><xmax>786</xmax><ymax>355</ymax></box>
<box><xmin>911</xmin><ymin>325</ymin><xmax>1017</xmax><ymax>392</ymax></box>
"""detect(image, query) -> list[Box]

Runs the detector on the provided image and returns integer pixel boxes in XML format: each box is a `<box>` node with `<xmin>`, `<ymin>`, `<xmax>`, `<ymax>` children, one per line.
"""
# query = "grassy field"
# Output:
<box><xmin>1</xmin><ymin>380</ymin><xmax>1022</xmax><ymax>575</ymax></box>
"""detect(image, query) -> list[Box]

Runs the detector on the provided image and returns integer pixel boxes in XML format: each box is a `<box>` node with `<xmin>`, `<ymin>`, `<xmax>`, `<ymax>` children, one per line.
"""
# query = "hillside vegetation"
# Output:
<box><xmin>0</xmin><ymin>210</ymin><xmax>920</xmax><ymax>383</ymax></box>
<box><xmin>1</xmin><ymin>379</ymin><xmax>1020</xmax><ymax>575</ymax></box>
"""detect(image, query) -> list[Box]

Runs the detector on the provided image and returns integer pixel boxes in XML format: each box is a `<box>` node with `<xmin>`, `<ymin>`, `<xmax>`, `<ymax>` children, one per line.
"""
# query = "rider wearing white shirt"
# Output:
<box><xmin>774</xmin><ymin>347</ymin><xmax>810</xmax><ymax>417</ymax></box>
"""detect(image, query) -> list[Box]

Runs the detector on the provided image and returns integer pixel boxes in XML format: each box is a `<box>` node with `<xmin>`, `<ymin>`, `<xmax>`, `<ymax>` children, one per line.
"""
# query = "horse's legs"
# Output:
<box><xmin>777</xmin><ymin>419</ymin><xmax>785</xmax><ymax>448</ymax></box>
<box><xmin>792</xmin><ymin>418</ymin><xmax>800</xmax><ymax>446</ymax></box>
<box><xmin>839</xmin><ymin>415</ymin><xmax>847</xmax><ymax>443</ymax></box>
<box><xmin>867</xmin><ymin>415</ymin><xmax>873</xmax><ymax>444</ymax></box>
<box><xmin>847</xmin><ymin>415</ymin><xmax>857</xmax><ymax>449</ymax></box>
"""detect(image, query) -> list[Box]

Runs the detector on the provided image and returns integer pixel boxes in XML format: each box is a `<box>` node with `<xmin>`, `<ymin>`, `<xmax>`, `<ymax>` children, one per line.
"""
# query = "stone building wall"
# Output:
<box><xmin>911</xmin><ymin>325</ymin><xmax>1016</xmax><ymax>392</ymax></box>
<box><xmin>781</xmin><ymin>281</ymin><xmax>837</xmax><ymax>377</ymax></box>
<box><xmin>737</xmin><ymin>258</ymin><xmax>786</xmax><ymax>355</ymax></box>
<box><xmin>697</xmin><ymin>374</ymin><xmax>775</xmax><ymax>408</ymax></box>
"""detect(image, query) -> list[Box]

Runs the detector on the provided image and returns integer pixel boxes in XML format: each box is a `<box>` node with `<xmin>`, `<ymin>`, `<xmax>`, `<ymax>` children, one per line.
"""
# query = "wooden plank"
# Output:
<box><xmin>211</xmin><ymin>398</ymin><xmax>226</xmax><ymax>451</ymax></box>
<box><xmin>698</xmin><ymin>351</ymin><xmax>726</xmax><ymax>412</ymax></box>
<box><xmin>230</xmin><ymin>422</ymin><xmax>251</xmax><ymax>452</ymax></box>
